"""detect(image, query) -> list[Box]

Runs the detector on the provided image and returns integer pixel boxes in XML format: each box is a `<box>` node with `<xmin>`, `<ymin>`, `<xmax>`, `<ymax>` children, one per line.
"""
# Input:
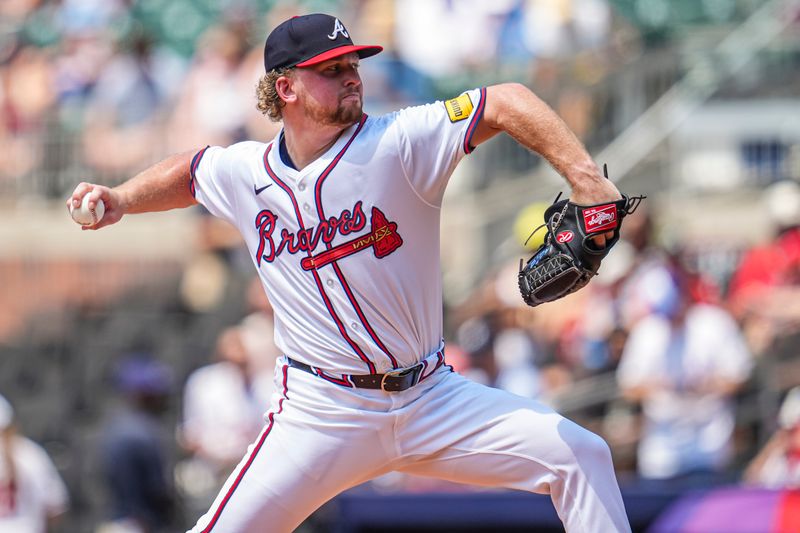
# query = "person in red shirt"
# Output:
<box><xmin>728</xmin><ymin>181</ymin><xmax>800</xmax><ymax>356</ymax></box>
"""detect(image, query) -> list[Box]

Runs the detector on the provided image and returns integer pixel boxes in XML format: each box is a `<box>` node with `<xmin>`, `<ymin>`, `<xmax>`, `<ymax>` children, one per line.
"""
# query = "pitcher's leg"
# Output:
<box><xmin>398</xmin><ymin>372</ymin><xmax>630</xmax><ymax>533</ymax></box>
<box><xmin>189</xmin><ymin>366</ymin><xmax>395</xmax><ymax>533</ymax></box>
<box><xmin>189</xmin><ymin>420</ymin><xmax>313</xmax><ymax>532</ymax></box>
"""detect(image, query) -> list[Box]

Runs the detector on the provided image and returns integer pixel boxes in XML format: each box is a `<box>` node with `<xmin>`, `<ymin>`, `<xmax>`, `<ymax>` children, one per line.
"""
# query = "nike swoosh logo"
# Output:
<box><xmin>254</xmin><ymin>183</ymin><xmax>273</xmax><ymax>195</ymax></box>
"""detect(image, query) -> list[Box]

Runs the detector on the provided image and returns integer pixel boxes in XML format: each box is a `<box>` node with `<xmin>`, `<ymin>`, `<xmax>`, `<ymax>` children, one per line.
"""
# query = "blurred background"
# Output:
<box><xmin>1</xmin><ymin>0</ymin><xmax>799</xmax><ymax>531</ymax></box>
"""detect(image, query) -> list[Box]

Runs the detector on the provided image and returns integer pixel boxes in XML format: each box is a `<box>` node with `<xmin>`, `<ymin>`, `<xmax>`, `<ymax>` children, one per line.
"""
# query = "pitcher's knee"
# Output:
<box><xmin>580</xmin><ymin>429</ymin><xmax>613</xmax><ymax>465</ymax></box>
<box><xmin>558</xmin><ymin>421</ymin><xmax>613</xmax><ymax>469</ymax></box>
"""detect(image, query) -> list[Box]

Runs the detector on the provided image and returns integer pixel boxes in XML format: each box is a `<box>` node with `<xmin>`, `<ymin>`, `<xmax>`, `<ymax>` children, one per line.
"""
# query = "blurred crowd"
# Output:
<box><xmin>2</xmin><ymin>0</ymin><xmax>799</xmax><ymax>531</ymax></box>
<box><xmin>0</xmin><ymin>0</ymin><xmax>637</xmax><ymax>199</ymax></box>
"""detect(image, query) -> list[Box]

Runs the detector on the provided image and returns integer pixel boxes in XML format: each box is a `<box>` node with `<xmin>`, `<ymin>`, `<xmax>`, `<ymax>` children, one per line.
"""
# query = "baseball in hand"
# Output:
<box><xmin>70</xmin><ymin>194</ymin><xmax>105</xmax><ymax>226</ymax></box>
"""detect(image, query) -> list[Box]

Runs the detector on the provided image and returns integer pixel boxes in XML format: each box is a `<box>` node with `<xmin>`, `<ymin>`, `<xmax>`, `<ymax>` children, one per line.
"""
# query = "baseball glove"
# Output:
<box><xmin>518</xmin><ymin>169</ymin><xmax>644</xmax><ymax>307</ymax></box>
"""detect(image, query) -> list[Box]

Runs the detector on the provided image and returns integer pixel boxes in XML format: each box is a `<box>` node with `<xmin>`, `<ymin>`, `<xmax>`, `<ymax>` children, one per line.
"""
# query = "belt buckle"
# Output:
<box><xmin>380</xmin><ymin>363</ymin><xmax>424</xmax><ymax>392</ymax></box>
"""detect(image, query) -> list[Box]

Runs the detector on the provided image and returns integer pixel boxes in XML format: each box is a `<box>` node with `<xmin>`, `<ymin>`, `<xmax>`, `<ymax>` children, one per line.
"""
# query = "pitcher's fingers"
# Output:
<box><xmin>591</xmin><ymin>230</ymin><xmax>615</xmax><ymax>249</ymax></box>
<box><xmin>67</xmin><ymin>182</ymin><xmax>94</xmax><ymax>209</ymax></box>
<box><xmin>85</xmin><ymin>186</ymin><xmax>107</xmax><ymax>211</ymax></box>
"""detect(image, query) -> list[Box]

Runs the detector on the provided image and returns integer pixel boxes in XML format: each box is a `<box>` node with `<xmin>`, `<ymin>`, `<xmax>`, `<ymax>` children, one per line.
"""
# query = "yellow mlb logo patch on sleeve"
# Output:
<box><xmin>444</xmin><ymin>94</ymin><xmax>473</xmax><ymax>122</ymax></box>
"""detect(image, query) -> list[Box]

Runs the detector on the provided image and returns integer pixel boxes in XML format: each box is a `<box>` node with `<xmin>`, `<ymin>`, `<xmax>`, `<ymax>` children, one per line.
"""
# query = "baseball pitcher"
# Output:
<box><xmin>68</xmin><ymin>13</ymin><xmax>632</xmax><ymax>533</ymax></box>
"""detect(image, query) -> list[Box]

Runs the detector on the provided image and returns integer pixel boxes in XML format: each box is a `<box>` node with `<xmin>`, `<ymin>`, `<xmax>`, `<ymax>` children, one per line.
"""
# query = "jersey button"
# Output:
<box><xmin>303</xmin><ymin>203</ymin><xmax>311</xmax><ymax>212</ymax></box>
<box><xmin>351</xmin><ymin>322</ymin><xmax>359</xmax><ymax>330</ymax></box>
<box><xmin>326</xmin><ymin>279</ymin><xmax>334</xmax><ymax>287</ymax></box>
<box><xmin>298</xmin><ymin>183</ymin><xmax>306</xmax><ymax>191</ymax></box>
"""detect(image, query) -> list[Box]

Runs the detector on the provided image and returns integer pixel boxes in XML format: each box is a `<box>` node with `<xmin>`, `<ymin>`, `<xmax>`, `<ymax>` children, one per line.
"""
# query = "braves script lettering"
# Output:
<box><xmin>255</xmin><ymin>201</ymin><xmax>366</xmax><ymax>266</ymax></box>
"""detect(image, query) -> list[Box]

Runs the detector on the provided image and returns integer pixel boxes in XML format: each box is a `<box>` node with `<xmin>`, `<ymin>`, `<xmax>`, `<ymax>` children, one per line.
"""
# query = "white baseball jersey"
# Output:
<box><xmin>190</xmin><ymin>88</ymin><xmax>487</xmax><ymax>375</ymax></box>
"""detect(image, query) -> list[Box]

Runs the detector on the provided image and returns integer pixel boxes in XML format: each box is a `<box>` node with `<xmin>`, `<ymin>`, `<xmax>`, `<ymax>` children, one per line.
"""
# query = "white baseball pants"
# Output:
<box><xmin>190</xmin><ymin>356</ymin><xmax>631</xmax><ymax>533</ymax></box>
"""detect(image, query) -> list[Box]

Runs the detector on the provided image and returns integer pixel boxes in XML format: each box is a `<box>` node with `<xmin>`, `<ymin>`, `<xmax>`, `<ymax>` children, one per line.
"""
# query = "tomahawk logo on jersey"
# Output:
<box><xmin>189</xmin><ymin>87</ymin><xmax>486</xmax><ymax>375</ymax></box>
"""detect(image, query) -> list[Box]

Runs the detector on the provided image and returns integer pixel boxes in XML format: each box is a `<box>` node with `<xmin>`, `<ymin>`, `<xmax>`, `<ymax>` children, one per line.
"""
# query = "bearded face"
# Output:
<box><xmin>292</xmin><ymin>54</ymin><xmax>364</xmax><ymax>127</ymax></box>
<box><xmin>300</xmin><ymin>87</ymin><xmax>363</xmax><ymax>127</ymax></box>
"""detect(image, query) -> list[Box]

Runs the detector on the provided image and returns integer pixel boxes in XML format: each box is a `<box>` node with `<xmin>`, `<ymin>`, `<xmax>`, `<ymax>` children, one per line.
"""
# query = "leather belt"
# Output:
<box><xmin>286</xmin><ymin>357</ymin><xmax>427</xmax><ymax>392</ymax></box>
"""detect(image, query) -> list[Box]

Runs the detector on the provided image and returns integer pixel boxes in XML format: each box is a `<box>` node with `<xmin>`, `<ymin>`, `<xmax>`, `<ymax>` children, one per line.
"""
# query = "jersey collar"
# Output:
<box><xmin>268</xmin><ymin>117</ymin><xmax>368</xmax><ymax>180</ymax></box>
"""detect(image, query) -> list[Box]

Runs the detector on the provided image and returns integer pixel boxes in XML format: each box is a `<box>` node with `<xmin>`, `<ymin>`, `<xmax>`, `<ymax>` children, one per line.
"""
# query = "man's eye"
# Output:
<box><xmin>323</xmin><ymin>63</ymin><xmax>357</xmax><ymax>74</ymax></box>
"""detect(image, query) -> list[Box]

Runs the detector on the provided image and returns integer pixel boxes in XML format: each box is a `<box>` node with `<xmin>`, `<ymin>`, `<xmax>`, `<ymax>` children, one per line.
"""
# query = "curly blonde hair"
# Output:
<box><xmin>256</xmin><ymin>68</ymin><xmax>293</xmax><ymax>122</ymax></box>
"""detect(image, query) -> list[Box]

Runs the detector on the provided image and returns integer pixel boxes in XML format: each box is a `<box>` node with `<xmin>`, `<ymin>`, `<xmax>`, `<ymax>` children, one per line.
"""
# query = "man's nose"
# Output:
<box><xmin>343</xmin><ymin>69</ymin><xmax>361</xmax><ymax>87</ymax></box>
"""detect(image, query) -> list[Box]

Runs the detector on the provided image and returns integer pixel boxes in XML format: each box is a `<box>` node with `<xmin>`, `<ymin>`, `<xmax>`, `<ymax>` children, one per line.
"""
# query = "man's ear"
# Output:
<box><xmin>275</xmin><ymin>74</ymin><xmax>297</xmax><ymax>104</ymax></box>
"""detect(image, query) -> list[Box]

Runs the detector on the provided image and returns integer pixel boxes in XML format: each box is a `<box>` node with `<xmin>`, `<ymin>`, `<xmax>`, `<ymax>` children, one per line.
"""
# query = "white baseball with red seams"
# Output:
<box><xmin>186</xmin><ymin>86</ymin><xmax>631</xmax><ymax>533</ymax></box>
<box><xmin>69</xmin><ymin>194</ymin><xmax>105</xmax><ymax>226</ymax></box>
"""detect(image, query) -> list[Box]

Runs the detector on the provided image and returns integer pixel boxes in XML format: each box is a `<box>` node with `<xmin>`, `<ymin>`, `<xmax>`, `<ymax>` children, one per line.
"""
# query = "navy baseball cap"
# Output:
<box><xmin>264</xmin><ymin>13</ymin><xmax>383</xmax><ymax>72</ymax></box>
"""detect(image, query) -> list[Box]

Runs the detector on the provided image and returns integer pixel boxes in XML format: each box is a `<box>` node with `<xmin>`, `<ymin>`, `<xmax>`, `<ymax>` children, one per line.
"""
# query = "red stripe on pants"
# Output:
<box><xmin>201</xmin><ymin>364</ymin><xmax>289</xmax><ymax>532</ymax></box>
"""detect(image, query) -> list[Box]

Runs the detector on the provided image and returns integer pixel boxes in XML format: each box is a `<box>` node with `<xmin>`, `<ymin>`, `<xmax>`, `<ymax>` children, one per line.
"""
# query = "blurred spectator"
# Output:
<box><xmin>82</xmin><ymin>28</ymin><xmax>185</xmax><ymax>176</ymax></box>
<box><xmin>571</xmin><ymin>240</ymin><xmax>637</xmax><ymax>377</ymax></box>
<box><xmin>614</xmin><ymin>206</ymin><xmax>674</xmax><ymax>330</ymax></box>
<box><xmin>239</xmin><ymin>276</ymin><xmax>281</xmax><ymax>380</ymax></box>
<box><xmin>97</xmin><ymin>356</ymin><xmax>176</xmax><ymax>533</ymax></box>
<box><xmin>494</xmin><ymin>327</ymin><xmax>542</xmax><ymax>398</ymax></box>
<box><xmin>236</xmin><ymin>43</ymin><xmax>284</xmax><ymax>142</ymax></box>
<box><xmin>0</xmin><ymin>0</ymin><xmax>43</xmax><ymax>25</ymax></box>
<box><xmin>167</xmin><ymin>23</ymin><xmax>253</xmax><ymax>152</ymax></box>
<box><xmin>176</xmin><ymin>325</ymin><xmax>274</xmax><ymax>514</ymax></box>
<box><xmin>617</xmin><ymin>270</ymin><xmax>752</xmax><ymax>483</ymax></box>
<box><xmin>59</xmin><ymin>0</ymin><xmax>121</xmax><ymax>31</ymax></box>
<box><xmin>392</xmin><ymin>0</ymin><xmax>515</xmax><ymax>99</ymax></box>
<box><xmin>456</xmin><ymin>315</ymin><xmax>498</xmax><ymax>387</ymax></box>
<box><xmin>519</xmin><ymin>0</ymin><xmax>612</xmax><ymax>59</ymax></box>
<box><xmin>1</xmin><ymin>44</ymin><xmax>54</xmax><ymax>132</ymax></box>
<box><xmin>0</xmin><ymin>44</ymin><xmax>55</xmax><ymax>188</ymax></box>
<box><xmin>455</xmin><ymin>313</ymin><xmax>544</xmax><ymax>400</ymax></box>
<box><xmin>52</xmin><ymin>14</ymin><xmax>115</xmax><ymax>114</ymax></box>
<box><xmin>178</xmin><ymin>251</ymin><xmax>231</xmax><ymax>314</ymax></box>
<box><xmin>728</xmin><ymin>180</ymin><xmax>800</xmax><ymax>357</ymax></box>
<box><xmin>743</xmin><ymin>386</ymin><xmax>800</xmax><ymax>488</ymax></box>
<box><xmin>0</xmin><ymin>393</ymin><xmax>69</xmax><ymax>533</ymax></box>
